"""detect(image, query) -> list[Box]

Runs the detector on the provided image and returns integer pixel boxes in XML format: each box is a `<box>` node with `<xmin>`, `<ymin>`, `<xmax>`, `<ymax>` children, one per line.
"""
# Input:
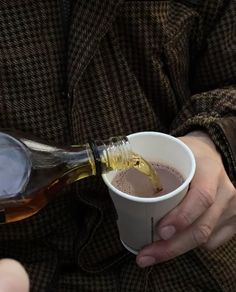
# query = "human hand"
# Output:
<box><xmin>0</xmin><ymin>259</ymin><xmax>29</xmax><ymax>292</ymax></box>
<box><xmin>136</xmin><ymin>131</ymin><xmax>236</xmax><ymax>268</ymax></box>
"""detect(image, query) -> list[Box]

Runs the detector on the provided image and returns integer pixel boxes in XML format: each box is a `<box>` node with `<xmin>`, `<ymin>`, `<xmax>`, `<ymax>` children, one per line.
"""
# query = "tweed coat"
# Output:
<box><xmin>0</xmin><ymin>0</ymin><xmax>236</xmax><ymax>291</ymax></box>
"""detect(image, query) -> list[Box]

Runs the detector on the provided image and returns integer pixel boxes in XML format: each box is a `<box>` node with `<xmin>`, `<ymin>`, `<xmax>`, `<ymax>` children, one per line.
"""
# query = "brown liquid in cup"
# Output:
<box><xmin>111</xmin><ymin>162</ymin><xmax>184</xmax><ymax>197</ymax></box>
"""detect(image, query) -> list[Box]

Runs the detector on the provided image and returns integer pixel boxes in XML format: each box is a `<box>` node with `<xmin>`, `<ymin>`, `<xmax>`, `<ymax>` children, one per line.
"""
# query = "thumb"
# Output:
<box><xmin>0</xmin><ymin>259</ymin><xmax>29</xmax><ymax>292</ymax></box>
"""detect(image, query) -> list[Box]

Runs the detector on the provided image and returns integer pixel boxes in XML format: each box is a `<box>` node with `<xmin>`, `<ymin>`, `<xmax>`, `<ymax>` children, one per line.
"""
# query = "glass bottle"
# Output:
<box><xmin>0</xmin><ymin>130</ymin><xmax>134</xmax><ymax>224</ymax></box>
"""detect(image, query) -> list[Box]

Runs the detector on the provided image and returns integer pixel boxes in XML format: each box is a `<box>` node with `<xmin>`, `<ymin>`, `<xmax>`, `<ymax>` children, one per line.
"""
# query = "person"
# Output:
<box><xmin>0</xmin><ymin>259</ymin><xmax>29</xmax><ymax>292</ymax></box>
<box><xmin>0</xmin><ymin>0</ymin><xmax>235</xmax><ymax>291</ymax></box>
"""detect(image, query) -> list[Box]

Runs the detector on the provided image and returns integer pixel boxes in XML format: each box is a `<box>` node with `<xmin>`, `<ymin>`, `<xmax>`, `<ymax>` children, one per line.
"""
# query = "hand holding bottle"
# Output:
<box><xmin>136</xmin><ymin>131</ymin><xmax>236</xmax><ymax>268</ymax></box>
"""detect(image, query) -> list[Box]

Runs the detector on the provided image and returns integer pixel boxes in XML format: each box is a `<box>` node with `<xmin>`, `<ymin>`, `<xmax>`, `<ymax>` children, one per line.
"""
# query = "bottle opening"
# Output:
<box><xmin>91</xmin><ymin>136</ymin><xmax>132</xmax><ymax>173</ymax></box>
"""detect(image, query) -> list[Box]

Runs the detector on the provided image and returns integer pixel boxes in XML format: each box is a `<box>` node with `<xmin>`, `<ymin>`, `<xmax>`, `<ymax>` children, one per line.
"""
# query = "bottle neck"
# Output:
<box><xmin>91</xmin><ymin>136</ymin><xmax>133</xmax><ymax>174</ymax></box>
<box><xmin>44</xmin><ymin>136</ymin><xmax>133</xmax><ymax>180</ymax></box>
<box><xmin>43</xmin><ymin>136</ymin><xmax>133</xmax><ymax>184</ymax></box>
<box><xmin>22</xmin><ymin>135</ymin><xmax>133</xmax><ymax>177</ymax></box>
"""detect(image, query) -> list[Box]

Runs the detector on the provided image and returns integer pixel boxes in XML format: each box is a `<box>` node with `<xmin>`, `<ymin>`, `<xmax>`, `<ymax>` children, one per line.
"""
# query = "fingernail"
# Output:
<box><xmin>159</xmin><ymin>225</ymin><xmax>176</xmax><ymax>240</ymax></box>
<box><xmin>137</xmin><ymin>256</ymin><xmax>156</xmax><ymax>268</ymax></box>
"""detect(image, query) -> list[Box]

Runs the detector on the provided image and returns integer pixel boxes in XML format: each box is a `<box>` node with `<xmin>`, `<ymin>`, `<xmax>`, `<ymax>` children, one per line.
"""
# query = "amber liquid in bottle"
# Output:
<box><xmin>0</xmin><ymin>132</ymin><xmax>162</xmax><ymax>223</ymax></box>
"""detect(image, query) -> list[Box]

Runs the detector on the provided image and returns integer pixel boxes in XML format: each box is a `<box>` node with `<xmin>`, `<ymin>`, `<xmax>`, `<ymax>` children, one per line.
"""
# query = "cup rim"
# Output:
<box><xmin>102</xmin><ymin>131</ymin><xmax>196</xmax><ymax>203</ymax></box>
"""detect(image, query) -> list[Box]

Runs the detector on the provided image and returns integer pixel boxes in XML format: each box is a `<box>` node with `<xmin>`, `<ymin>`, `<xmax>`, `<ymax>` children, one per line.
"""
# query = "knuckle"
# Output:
<box><xmin>197</xmin><ymin>187</ymin><xmax>214</xmax><ymax>209</ymax></box>
<box><xmin>159</xmin><ymin>248</ymin><xmax>176</xmax><ymax>261</ymax></box>
<box><xmin>178</xmin><ymin>211</ymin><xmax>193</xmax><ymax>227</ymax></box>
<box><xmin>192</xmin><ymin>224</ymin><xmax>212</xmax><ymax>245</ymax></box>
<box><xmin>223</xmin><ymin>184</ymin><xmax>236</xmax><ymax>206</ymax></box>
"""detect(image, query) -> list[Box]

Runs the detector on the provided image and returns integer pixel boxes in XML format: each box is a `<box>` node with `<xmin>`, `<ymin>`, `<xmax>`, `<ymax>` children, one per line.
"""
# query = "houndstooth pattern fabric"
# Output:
<box><xmin>0</xmin><ymin>0</ymin><xmax>235</xmax><ymax>291</ymax></box>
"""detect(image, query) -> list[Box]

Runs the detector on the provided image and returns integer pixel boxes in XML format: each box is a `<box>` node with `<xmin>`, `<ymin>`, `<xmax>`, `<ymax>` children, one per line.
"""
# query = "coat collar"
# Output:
<box><xmin>68</xmin><ymin>0</ymin><xmax>124</xmax><ymax>90</ymax></box>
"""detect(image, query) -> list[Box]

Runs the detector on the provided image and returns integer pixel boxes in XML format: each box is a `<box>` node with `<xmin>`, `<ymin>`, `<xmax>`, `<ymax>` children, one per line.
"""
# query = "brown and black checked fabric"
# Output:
<box><xmin>0</xmin><ymin>0</ymin><xmax>70</xmax><ymax>144</ymax></box>
<box><xmin>0</xmin><ymin>0</ymin><xmax>236</xmax><ymax>291</ymax></box>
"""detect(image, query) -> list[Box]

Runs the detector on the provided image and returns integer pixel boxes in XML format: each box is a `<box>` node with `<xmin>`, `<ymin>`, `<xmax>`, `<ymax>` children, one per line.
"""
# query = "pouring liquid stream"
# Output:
<box><xmin>131</xmin><ymin>153</ymin><xmax>163</xmax><ymax>193</ymax></box>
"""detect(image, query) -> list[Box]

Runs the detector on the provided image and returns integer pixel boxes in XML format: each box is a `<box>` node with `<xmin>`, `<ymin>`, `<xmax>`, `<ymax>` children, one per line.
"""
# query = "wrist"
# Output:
<box><xmin>184</xmin><ymin>130</ymin><xmax>217</xmax><ymax>150</ymax></box>
<box><xmin>179</xmin><ymin>130</ymin><xmax>223</xmax><ymax>165</ymax></box>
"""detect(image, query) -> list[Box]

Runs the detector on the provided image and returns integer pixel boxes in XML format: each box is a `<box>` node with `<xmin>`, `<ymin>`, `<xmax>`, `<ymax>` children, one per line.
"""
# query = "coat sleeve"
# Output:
<box><xmin>170</xmin><ymin>0</ymin><xmax>236</xmax><ymax>185</ymax></box>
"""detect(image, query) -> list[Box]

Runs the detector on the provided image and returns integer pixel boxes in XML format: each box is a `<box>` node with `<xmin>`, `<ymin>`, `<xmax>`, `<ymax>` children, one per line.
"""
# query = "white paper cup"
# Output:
<box><xmin>102</xmin><ymin>132</ymin><xmax>196</xmax><ymax>254</ymax></box>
